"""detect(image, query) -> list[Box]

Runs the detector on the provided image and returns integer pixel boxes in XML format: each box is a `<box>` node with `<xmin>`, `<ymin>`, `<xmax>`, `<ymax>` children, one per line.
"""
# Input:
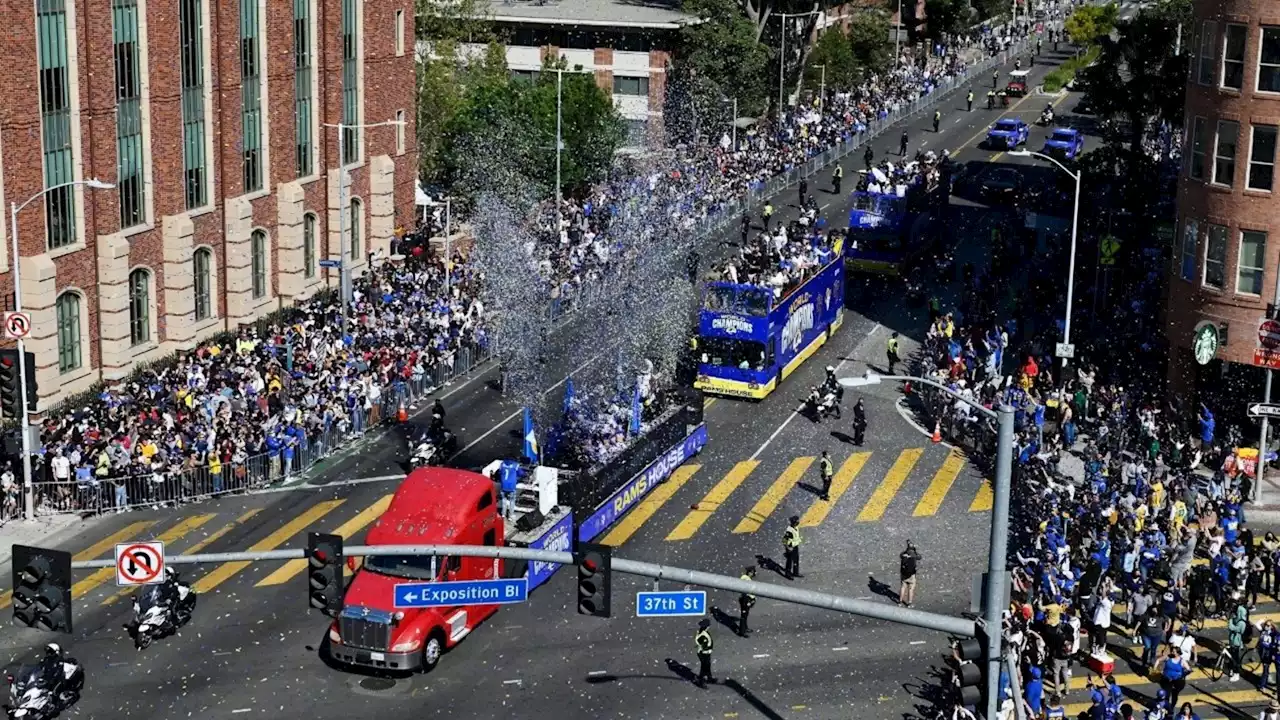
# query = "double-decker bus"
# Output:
<box><xmin>693</xmin><ymin>237</ymin><xmax>844</xmax><ymax>400</ymax></box>
<box><xmin>845</xmin><ymin>168</ymin><xmax>949</xmax><ymax>276</ymax></box>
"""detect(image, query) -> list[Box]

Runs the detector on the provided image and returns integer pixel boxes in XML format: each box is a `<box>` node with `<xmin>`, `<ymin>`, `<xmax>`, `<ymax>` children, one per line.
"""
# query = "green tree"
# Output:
<box><xmin>804</xmin><ymin>26</ymin><xmax>858</xmax><ymax>94</ymax></box>
<box><xmin>524</xmin><ymin>57</ymin><xmax>627</xmax><ymax>193</ymax></box>
<box><xmin>1063</xmin><ymin>3</ymin><xmax>1119</xmax><ymax>48</ymax></box>
<box><xmin>923</xmin><ymin>0</ymin><xmax>971</xmax><ymax>40</ymax></box>
<box><xmin>415</xmin><ymin>0</ymin><xmax>495</xmax><ymax>185</ymax></box>
<box><xmin>847</xmin><ymin>12</ymin><xmax>892</xmax><ymax>81</ymax></box>
<box><xmin>675</xmin><ymin>0</ymin><xmax>773</xmax><ymax>118</ymax></box>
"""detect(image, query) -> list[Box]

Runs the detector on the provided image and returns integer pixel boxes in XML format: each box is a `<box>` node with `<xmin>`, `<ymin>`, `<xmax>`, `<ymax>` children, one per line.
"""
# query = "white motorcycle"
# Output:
<box><xmin>408</xmin><ymin>439</ymin><xmax>438</xmax><ymax>469</ymax></box>
<box><xmin>131</xmin><ymin>582</ymin><xmax>196</xmax><ymax>650</ymax></box>
<box><xmin>5</xmin><ymin>662</ymin><xmax>82</xmax><ymax>720</ymax></box>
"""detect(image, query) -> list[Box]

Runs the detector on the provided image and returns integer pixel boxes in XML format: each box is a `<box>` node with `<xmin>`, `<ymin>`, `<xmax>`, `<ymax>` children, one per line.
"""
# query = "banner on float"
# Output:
<box><xmin>577</xmin><ymin>424</ymin><xmax>708</xmax><ymax>543</ymax></box>
<box><xmin>526</xmin><ymin>511</ymin><xmax>574</xmax><ymax>590</ymax></box>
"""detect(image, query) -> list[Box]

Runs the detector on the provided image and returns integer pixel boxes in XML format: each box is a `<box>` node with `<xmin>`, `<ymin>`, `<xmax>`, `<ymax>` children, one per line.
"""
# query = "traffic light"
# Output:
<box><xmin>953</xmin><ymin>636</ymin><xmax>986</xmax><ymax>708</ymax></box>
<box><xmin>11</xmin><ymin>545</ymin><xmax>72</xmax><ymax>633</ymax></box>
<box><xmin>0</xmin><ymin>349</ymin><xmax>35</xmax><ymax>419</ymax></box>
<box><xmin>574</xmin><ymin>542</ymin><xmax>612</xmax><ymax>618</ymax></box>
<box><xmin>307</xmin><ymin>532</ymin><xmax>344</xmax><ymax>616</ymax></box>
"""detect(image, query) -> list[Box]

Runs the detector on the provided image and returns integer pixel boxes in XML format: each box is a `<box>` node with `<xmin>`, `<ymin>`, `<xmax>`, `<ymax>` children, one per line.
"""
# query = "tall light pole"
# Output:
<box><xmin>323</xmin><ymin>119</ymin><xmax>406</xmax><ymax>339</ymax></box>
<box><xmin>814</xmin><ymin>64</ymin><xmax>827</xmax><ymax>107</ymax></box>
<box><xmin>841</xmin><ymin>371</ymin><xmax>1015</xmax><ymax>720</ymax></box>
<box><xmin>444</xmin><ymin>197</ymin><xmax>453</xmax><ymax>295</ymax></box>
<box><xmin>896</xmin><ymin>0</ymin><xmax>904</xmax><ymax>64</ymax></box>
<box><xmin>555</xmin><ymin>67</ymin><xmax>564</xmax><ymax>214</ymax></box>
<box><xmin>773</xmin><ymin>11</ymin><xmax>823</xmax><ymax>122</ymax></box>
<box><xmin>1011</xmin><ymin>149</ymin><xmax>1082</xmax><ymax>370</ymax></box>
<box><xmin>11</xmin><ymin>178</ymin><xmax>115</xmax><ymax>521</ymax></box>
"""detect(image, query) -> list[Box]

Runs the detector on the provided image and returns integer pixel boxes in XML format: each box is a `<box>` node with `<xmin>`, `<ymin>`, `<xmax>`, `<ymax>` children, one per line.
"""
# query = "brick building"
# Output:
<box><xmin>1167</xmin><ymin>0</ymin><xmax>1280</xmax><ymax>397</ymax></box>
<box><xmin>0</xmin><ymin>0</ymin><xmax>417</xmax><ymax>411</ymax></box>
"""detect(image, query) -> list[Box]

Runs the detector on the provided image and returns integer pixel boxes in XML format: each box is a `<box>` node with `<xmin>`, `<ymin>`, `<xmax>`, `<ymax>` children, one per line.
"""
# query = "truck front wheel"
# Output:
<box><xmin>421</xmin><ymin>631</ymin><xmax>445</xmax><ymax>673</ymax></box>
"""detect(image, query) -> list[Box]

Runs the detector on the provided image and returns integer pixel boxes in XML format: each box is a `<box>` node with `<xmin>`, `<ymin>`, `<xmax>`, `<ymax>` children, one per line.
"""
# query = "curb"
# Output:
<box><xmin>894</xmin><ymin>396</ymin><xmax>958</xmax><ymax>451</ymax></box>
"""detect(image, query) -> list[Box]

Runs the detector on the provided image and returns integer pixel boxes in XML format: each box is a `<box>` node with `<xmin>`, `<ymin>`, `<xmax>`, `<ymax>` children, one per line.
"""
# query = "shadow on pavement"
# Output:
<box><xmin>867</xmin><ymin>575</ymin><xmax>900</xmax><ymax>603</ymax></box>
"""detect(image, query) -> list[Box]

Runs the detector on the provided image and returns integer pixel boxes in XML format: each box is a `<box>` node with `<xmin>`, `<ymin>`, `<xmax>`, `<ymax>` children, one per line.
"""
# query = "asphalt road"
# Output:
<box><xmin>0</xmin><ymin>44</ymin><xmax>1119</xmax><ymax>720</ymax></box>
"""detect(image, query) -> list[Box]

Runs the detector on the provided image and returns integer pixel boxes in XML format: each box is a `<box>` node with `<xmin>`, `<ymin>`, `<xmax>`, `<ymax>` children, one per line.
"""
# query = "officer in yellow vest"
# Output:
<box><xmin>967</xmin><ymin>90</ymin><xmax>974</xmax><ymax>112</ymax></box>
<box><xmin>987</xmin><ymin>90</ymin><xmax>996</xmax><ymax>109</ymax></box>
<box><xmin>933</xmin><ymin>109</ymin><xmax>941</xmax><ymax>133</ymax></box>
<box><xmin>738</xmin><ymin>565</ymin><xmax>756</xmax><ymax>636</ymax></box>
<box><xmin>818</xmin><ymin>451</ymin><xmax>834</xmax><ymax>501</ymax></box>
<box><xmin>886</xmin><ymin>331</ymin><xmax>900</xmax><ymax>374</ymax></box>
<box><xmin>783</xmin><ymin>515</ymin><xmax>802</xmax><ymax>579</ymax></box>
<box><xmin>695</xmin><ymin>618</ymin><xmax>715</xmax><ymax>686</ymax></box>
<box><xmin>762</xmin><ymin>202</ymin><xmax>774</xmax><ymax>230</ymax></box>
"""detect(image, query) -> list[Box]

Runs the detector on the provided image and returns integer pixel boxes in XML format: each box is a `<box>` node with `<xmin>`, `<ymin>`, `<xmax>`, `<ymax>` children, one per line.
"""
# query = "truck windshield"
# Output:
<box><xmin>363</xmin><ymin>554</ymin><xmax>443</xmax><ymax>581</ymax></box>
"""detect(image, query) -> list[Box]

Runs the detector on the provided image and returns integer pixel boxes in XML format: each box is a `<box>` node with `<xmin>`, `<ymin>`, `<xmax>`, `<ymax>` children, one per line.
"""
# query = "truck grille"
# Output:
<box><xmin>339</xmin><ymin>607</ymin><xmax>392</xmax><ymax>651</ymax></box>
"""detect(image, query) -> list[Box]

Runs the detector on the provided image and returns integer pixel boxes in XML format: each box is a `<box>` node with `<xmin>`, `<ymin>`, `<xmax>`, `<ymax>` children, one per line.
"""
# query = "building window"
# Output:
<box><xmin>394</xmin><ymin>9</ymin><xmax>404</xmax><ymax>56</ymax></box>
<box><xmin>303</xmin><ymin>213</ymin><xmax>316</xmax><ymax>279</ymax></box>
<box><xmin>1261</xmin><ymin>27</ymin><xmax>1280</xmax><ymax>92</ymax></box>
<box><xmin>112</xmin><ymin>0</ymin><xmax>146</xmax><ymax>230</ymax></box>
<box><xmin>1238</xmin><ymin>230</ymin><xmax>1267</xmax><ymax>295</ymax></box>
<box><xmin>340</xmin><ymin>0</ymin><xmax>359</xmax><ymax>163</ymax></box>
<box><xmin>613</xmin><ymin>75</ymin><xmax>650</xmax><ymax>97</ymax></box>
<box><xmin>37</xmin><ymin>0</ymin><xmax>77</xmax><ymax>251</ymax></box>
<box><xmin>240</xmin><ymin>0</ymin><xmax>262</xmax><ymax>193</ymax></box>
<box><xmin>349</xmin><ymin>199</ymin><xmax>362</xmax><ymax>259</ymax></box>
<box><xmin>511</xmin><ymin>70</ymin><xmax>540</xmax><ymax>84</ymax></box>
<box><xmin>1190</xmin><ymin>117</ymin><xmax>1207</xmax><ymax>179</ymax></box>
<box><xmin>180</xmin><ymin>0</ymin><xmax>207</xmax><ymax>209</ymax></box>
<box><xmin>1180</xmin><ymin>219</ymin><xmax>1198</xmax><ymax>281</ymax></box>
<box><xmin>55</xmin><ymin>291</ymin><xmax>81</xmax><ymax>373</ymax></box>
<box><xmin>1249</xmin><ymin>125</ymin><xmax>1278</xmax><ymax>191</ymax></box>
<box><xmin>250</xmin><ymin>229</ymin><xmax>267</xmax><ymax>299</ymax></box>
<box><xmin>1204</xmin><ymin>224</ymin><xmax>1227</xmax><ymax>290</ymax></box>
<box><xmin>395</xmin><ymin>110</ymin><xmax>405</xmax><ymax>154</ymax></box>
<box><xmin>625</xmin><ymin>119</ymin><xmax>648</xmax><ymax>146</ymax></box>
<box><xmin>128</xmin><ymin>268</ymin><xmax>151</xmax><ymax>346</ymax></box>
<box><xmin>1198</xmin><ymin>20</ymin><xmax>1218</xmax><ymax>85</ymax></box>
<box><xmin>193</xmin><ymin>247</ymin><xmax>212</xmax><ymax>321</ymax></box>
<box><xmin>1214</xmin><ymin>120</ymin><xmax>1239</xmax><ymax>186</ymax></box>
<box><xmin>294</xmin><ymin>0</ymin><xmax>313</xmax><ymax>178</ymax></box>
<box><xmin>1223</xmin><ymin>24</ymin><xmax>1246</xmax><ymax>90</ymax></box>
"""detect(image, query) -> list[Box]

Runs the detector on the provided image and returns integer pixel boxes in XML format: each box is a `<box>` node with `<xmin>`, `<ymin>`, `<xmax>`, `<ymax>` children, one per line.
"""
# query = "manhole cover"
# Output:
<box><xmin>359</xmin><ymin>677</ymin><xmax>398</xmax><ymax>692</ymax></box>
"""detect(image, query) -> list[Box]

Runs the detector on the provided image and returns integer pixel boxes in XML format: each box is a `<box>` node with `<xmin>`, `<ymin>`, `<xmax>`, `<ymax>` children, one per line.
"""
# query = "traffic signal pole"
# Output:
<box><xmin>65</xmin><ymin>544</ymin><xmax>977</xmax><ymax>637</ymax></box>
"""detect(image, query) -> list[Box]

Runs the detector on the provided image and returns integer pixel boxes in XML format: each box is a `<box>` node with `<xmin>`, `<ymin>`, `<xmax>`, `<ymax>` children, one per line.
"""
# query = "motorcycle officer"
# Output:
<box><xmin>39</xmin><ymin>644</ymin><xmax>65</xmax><ymax>688</ymax></box>
<box><xmin>160</xmin><ymin>567</ymin><xmax>193</xmax><ymax>623</ymax></box>
<box><xmin>823</xmin><ymin>366</ymin><xmax>844</xmax><ymax>419</ymax></box>
<box><xmin>430</xmin><ymin>399</ymin><xmax>446</xmax><ymax>432</ymax></box>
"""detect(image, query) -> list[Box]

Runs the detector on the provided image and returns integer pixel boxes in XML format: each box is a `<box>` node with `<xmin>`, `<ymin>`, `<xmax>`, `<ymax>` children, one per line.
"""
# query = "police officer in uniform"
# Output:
<box><xmin>740</xmin><ymin>212</ymin><xmax>751</xmax><ymax>243</ymax></box>
<box><xmin>986</xmin><ymin>90</ymin><xmax>996</xmax><ymax>109</ymax></box>
<box><xmin>738</xmin><ymin>566</ymin><xmax>756</xmax><ymax>636</ymax></box>
<box><xmin>799</xmin><ymin>177</ymin><xmax>808</xmax><ymax>204</ymax></box>
<box><xmin>832</xmin><ymin>164</ymin><xmax>844</xmax><ymax>194</ymax></box>
<box><xmin>863</xmin><ymin>144</ymin><xmax>873</xmax><ymax>169</ymax></box>
<box><xmin>899</xmin><ymin>130</ymin><xmax>909</xmax><ymax>156</ymax></box>
<box><xmin>966</xmin><ymin>90</ymin><xmax>974</xmax><ymax>112</ymax></box>
<box><xmin>886</xmin><ymin>331</ymin><xmax>900</xmax><ymax>374</ymax></box>
<box><xmin>992</xmin><ymin>69</ymin><xmax>999</xmax><ymax>89</ymax></box>
<box><xmin>695</xmin><ymin>618</ymin><xmax>715</xmax><ymax>686</ymax></box>
<box><xmin>852</xmin><ymin>398</ymin><xmax>867</xmax><ymax>446</ymax></box>
<box><xmin>818</xmin><ymin>451</ymin><xmax>834</xmax><ymax>501</ymax></box>
<box><xmin>783</xmin><ymin>516</ymin><xmax>802</xmax><ymax>579</ymax></box>
<box><xmin>762</xmin><ymin>202</ymin><xmax>774</xmax><ymax>231</ymax></box>
<box><xmin>933</xmin><ymin>110</ymin><xmax>941</xmax><ymax>133</ymax></box>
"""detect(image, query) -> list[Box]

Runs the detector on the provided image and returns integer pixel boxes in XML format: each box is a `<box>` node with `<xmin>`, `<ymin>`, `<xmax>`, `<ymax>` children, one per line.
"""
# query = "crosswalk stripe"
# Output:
<box><xmin>256</xmin><ymin>495</ymin><xmax>394</xmax><ymax>587</ymax></box>
<box><xmin>0</xmin><ymin>520</ymin><xmax>158</xmax><ymax>609</ymax></box>
<box><xmin>601</xmin><ymin>465</ymin><xmax>700</xmax><ymax>547</ymax></box>
<box><xmin>70</xmin><ymin>514</ymin><xmax>215</xmax><ymax>600</ymax></box>
<box><xmin>913</xmin><ymin>449</ymin><xmax>966</xmax><ymax>517</ymax></box>
<box><xmin>192</xmin><ymin>500</ymin><xmax>344</xmax><ymax>595</ymax></box>
<box><xmin>969</xmin><ymin>479</ymin><xmax>994</xmax><ymax>512</ymax></box>
<box><xmin>857</xmin><ymin>448</ymin><xmax>923</xmax><ymax>522</ymax></box>
<box><xmin>800</xmin><ymin>452</ymin><xmax>870</xmax><ymax>528</ymax></box>
<box><xmin>667</xmin><ymin>460</ymin><xmax>759</xmax><ymax>542</ymax></box>
<box><xmin>734</xmin><ymin>457</ymin><xmax>814</xmax><ymax>534</ymax></box>
<box><xmin>102</xmin><ymin>508</ymin><xmax>263</xmax><ymax>606</ymax></box>
<box><xmin>1065</xmin><ymin>687</ymin><xmax>1267</xmax><ymax>715</ymax></box>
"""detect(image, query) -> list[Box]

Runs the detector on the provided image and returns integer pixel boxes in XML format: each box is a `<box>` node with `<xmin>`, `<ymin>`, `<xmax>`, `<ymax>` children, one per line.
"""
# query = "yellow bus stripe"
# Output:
<box><xmin>0</xmin><ymin>520</ymin><xmax>158</xmax><ymax>609</ymax></box>
<box><xmin>667</xmin><ymin>461</ymin><xmax>758</xmax><ymax>542</ymax></box>
<box><xmin>256</xmin><ymin>495</ymin><xmax>393</xmax><ymax>587</ymax></box>
<box><xmin>601</xmin><ymin>466</ymin><xmax>700</xmax><ymax>547</ymax></box>
<box><xmin>857</xmin><ymin>448</ymin><xmax>923</xmax><ymax>522</ymax></box>
<box><xmin>969</xmin><ymin>479</ymin><xmax>994</xmax><ymax>512</ymax></box>
<box><xmin>733</xmin><ymin>457</ymin><xmax>814</xmax><ymax>534</ymax></box>
<box><xmin>800</xmin><ymin>452</ymin><xmax>870</xmax><ymax>528</ymax></box>
<box><xmin>192</xmin><ymin>500</ymin><xmax>344</xmax><ymax>595</ymax></box>
<box><xmin>71</xmin><ymin>514</ymin><xmax>215</xmax><ymax>599</ymax></box>
<box><xmin>913</xmin><ymin>449</ymin><xmax>966</xmax><ymax>517</ymax></box>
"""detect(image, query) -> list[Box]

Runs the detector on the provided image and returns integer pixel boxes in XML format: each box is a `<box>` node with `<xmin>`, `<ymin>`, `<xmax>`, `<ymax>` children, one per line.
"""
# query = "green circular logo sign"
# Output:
<box><xmin>1193</xmin><ymin>322</ymin><xmax>1219</xmax><ymax>366</ymax></box>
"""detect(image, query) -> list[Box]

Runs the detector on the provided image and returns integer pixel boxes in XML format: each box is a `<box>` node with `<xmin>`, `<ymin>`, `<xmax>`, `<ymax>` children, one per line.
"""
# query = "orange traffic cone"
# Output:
<box><xmin>396</xmin><ymin>400</ymin><xmax>408</xmax><ymax>423</ymax></box>
<box><xmin>931</xmin><ymin>421</ymin><xmax>941</xmax><ymax>443</ymax></box>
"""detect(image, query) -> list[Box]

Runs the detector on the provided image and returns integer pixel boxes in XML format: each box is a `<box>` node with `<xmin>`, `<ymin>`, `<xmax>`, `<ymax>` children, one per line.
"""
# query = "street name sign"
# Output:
<box><xmin>318</xmin><ymin>259</ymin><xmax>343</xmax><ymax>269</ymax></box>
<box><xmin>1249</xmin><ymin>403</ymin><xmax>1280</xmax><ymax>419</ymax></box>
<box><xmin>635</xmin><ymin>590</ymin><xmax>707</xmax><ymax>617</ymax></box>
<box><xmin>393</xmin><ymin>578</ymin><xmax>529</xmax><ymax>608</ymax></box>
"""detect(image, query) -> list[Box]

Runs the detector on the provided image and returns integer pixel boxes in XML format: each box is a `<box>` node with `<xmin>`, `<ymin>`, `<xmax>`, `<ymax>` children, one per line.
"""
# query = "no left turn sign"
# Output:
<box><xmin>3</xmin><ymin>311</ymin><xmax>30</xmax><ymax>339</ymax></box>
<box><xmin>115</xmin><ymin>542</ymin><xmax>166</xmax><ymax>586</ymax></box>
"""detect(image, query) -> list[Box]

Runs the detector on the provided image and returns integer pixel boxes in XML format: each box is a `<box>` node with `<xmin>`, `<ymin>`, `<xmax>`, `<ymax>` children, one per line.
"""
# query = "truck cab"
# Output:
<box><xmin>1042</xmin><ymin>127</ymin><xmax>1084</xmax><ymax>160</ymax></box>
<box><xmin>985</xmin><ymin>118</ymin><xmax>1029</xmax><ymax>149</ymax></box>
<box><xmin>326</xmin><ymin>468</ymin><xmax>506</xmax><ymax>673</ymax></box>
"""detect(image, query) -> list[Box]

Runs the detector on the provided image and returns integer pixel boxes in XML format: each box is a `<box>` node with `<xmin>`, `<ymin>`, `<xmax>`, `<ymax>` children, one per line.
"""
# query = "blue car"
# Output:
<box><xmin>1042</xmin><ymin>128</ymin><xmax>1085</xmax><ymax>160</ymax></box>
<box><xmin>986</xmin><ymin>118</ymin><xmax>1029</xmax><ymax>149</ymax></box>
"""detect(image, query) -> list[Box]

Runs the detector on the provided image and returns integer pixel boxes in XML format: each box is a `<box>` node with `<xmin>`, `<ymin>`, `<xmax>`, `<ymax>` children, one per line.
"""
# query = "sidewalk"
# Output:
<box><xmin>0</xmin><ymin>513</ymin><xmax>94</xmax><ymax>574</ymax></box>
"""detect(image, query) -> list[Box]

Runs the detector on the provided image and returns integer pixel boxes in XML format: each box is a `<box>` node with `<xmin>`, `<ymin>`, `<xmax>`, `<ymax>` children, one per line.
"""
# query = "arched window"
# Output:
<box><xmin>55</xmin><ymin>291</ymin><xmax>81</xmax><ymax>373</ymax></box>
<box><xmin>128</xmin><ymin>269</ymin><xmax>151</xmax><ymax>346</ymax></box>
<box><xmin>194</xmin><ymin>248</ymin><xmax>213</xmax><ymax>321</ymax></box>
<box><xmin>349</xmin><ymin>198</ymin><xmax>362</xmax><ymax>259</ymax></box>
<box><xmin>303</xmin><ymin>213</ymin><xmax>317</xmax><ymax>279</ymax></box>
<box><xmin>251</xmin><ymin>229</ymin><xmax>267</xmax><ymax>299</ymax></box>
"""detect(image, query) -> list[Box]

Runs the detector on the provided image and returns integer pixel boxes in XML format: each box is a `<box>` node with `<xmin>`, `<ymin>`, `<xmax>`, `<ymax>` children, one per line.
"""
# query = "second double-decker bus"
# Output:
<box><xmin>694</xmin><ymin>237</ymin><xmax>845</xmax><ymax>400</ymax></box>
<box><xmin>845</xmin><ymin>168</ymin><xmax>948</xmax><ymax>276</ymax></box>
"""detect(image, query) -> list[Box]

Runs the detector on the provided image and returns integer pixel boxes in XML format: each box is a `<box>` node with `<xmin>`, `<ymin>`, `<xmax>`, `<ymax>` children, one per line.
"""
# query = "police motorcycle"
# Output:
<box><xmin>1036</xmin><ymin>105</ymin><xmax>1054</xmax><ymax>127</ymax></box>
<box><xmin>804</xmin><ymin>386</ymin><xmax>839</xmax><ymax>420</ymax></box>
<box><xmin>130</xmin><ymin>569</ymin><xmax>197</xmax><ymax>650</ymax></box>
<box><xmin>4</xmin><ymin>645</ymin><xmax>83</xmax><ymax>720</ymax></box>
<box><xmin>407</xmin><ymin>421</ymin><xmax>458</xmax><ymax>469</ymax></box>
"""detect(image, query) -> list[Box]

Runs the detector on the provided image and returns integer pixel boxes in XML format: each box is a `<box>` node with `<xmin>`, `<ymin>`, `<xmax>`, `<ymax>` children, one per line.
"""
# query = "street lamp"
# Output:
<box><xmin>772</xmin><ymin>11</ymin><xmax>823</xmax><ymax>122</ymax></box>
<box><xmin>11</xmin><ymin>178</ymin><xmax>115</xmax><ymax>521</ymax></box>
<box><xmin>1009</xmin><ymin>149</ymin><xmax>1082</xmax><ymax>370</ymax></box>
<box><xmin>322</xmin><ymin>119</ymin><xmax>407</xmax><ymax>338</ymax></box>
<box><xmin>840</xmin><ymin>371</ymin><xmax>1014</xmax><ymax>720</ymax></box>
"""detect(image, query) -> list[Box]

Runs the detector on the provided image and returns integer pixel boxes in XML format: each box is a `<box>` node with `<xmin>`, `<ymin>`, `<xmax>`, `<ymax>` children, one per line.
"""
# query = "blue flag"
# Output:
<box><xmin>629</xmin><ymin>381</ymin><xmax>642</xmax><ymax>437</ymax></box>
<box><xmin>522</xmin><ymin>407</ymin><xmax>539</xmax><ymax>464</ymax></box>
<box><xmin>563</xmin><ymin>378</ymin><xmax>575</xmax><ymax>417</ymax></box>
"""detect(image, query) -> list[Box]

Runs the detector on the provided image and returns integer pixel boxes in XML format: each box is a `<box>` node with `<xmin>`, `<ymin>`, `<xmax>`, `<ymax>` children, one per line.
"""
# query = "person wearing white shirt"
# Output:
<box><xmin>1167</xmin><ymin>625</ymin><xmax>1197</xmax><ymax>666</ymax></box>
<box><xmin>1091</xmin><ymin>588</ymin><xmax>1115</xmax><ymax>657</ymax></box>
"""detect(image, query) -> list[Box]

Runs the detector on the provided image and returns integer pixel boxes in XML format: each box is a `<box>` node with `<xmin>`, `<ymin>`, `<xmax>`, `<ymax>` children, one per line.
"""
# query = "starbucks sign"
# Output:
<box><xmin>1193</xmin><ymin>321</ymin><xmax>1219</xmax><ymax>366</ymax></box>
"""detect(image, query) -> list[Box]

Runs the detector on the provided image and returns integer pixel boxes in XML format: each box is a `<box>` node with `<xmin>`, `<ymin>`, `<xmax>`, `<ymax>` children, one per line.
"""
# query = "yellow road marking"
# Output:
<box><xmin>256</xmin><ymin>495</ymin><xmax>394</xmax><ymax>587</ymax></box>
<box><xmin>704</xmin><ymin>397</ymin><xmax>717</xmax><ymax>409</ymax></box>
<box><xmin>857</xmin><ymin>448</ymin><xmax>923</xmax><ymax>522</ymax></box>
<box><xmin>601</xmin><ymin>466</ymin><xmax>700</xmax><ymax>547</ymax></box>
<box><xmin>102</xmin><ymin>508</ymin><xmax>266</xmax><ymax>606</ymax></box>
<box><xmin>71</xmin><ymin>514</ymin><xmax>215</xmax><ymax>600</ymax></box>
<box><xmin>0</xmin><ymin>520</ymin><xmax>158</xmax><ymax>609</ymax></box>
<box><xmin>667</xmin><ymin>461</ymin><xmax>758</xmax><ymax>541</ymax></box>
<box><xmin>733</xmin><ymin>457</ymin><xmax>814</xmax><ymax>534</ymax></box>
<box><xmin>1066</xmin><ymin>688</ymin><xmax>1268</xmax><ymax>716</ymax></box>
<box><xmin>192</xmin><ymin>500</ymin><xmax>344</xmax><ymax>595</ymax></box>
<box><xmin>799</xmin><ymin>452</ymin><xmax>870</xmax><ymax>528</ymax></box>
<box><xmin>913</xmin><ymin>449</ymin><xmax>966</xmax><ymax>517</ymax></box>
<box><xmin>969</xmin><ymin>479</ymin><xmax>994</xmax><ymax>512</ymax></box>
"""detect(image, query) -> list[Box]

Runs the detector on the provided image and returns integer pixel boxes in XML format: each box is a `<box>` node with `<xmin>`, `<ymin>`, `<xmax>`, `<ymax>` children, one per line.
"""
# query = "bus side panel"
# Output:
<box><xmin>773</xmin><ymin>259</ymin><xmax>844</xmax><ymax>382</ymax></box>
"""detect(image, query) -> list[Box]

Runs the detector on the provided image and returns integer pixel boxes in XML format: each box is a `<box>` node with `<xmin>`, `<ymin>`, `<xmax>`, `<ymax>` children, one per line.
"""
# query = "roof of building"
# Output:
<box><xmin>484</xmin><ymin>0</ymin><xmax>698</xmax><ymax>29</ymax></box>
